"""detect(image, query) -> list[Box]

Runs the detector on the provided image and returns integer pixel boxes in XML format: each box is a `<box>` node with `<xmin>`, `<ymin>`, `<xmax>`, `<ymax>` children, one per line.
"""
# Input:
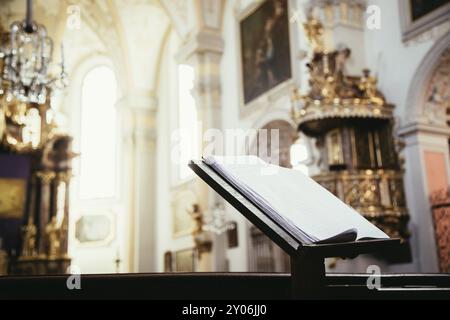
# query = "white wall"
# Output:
<box><xmin>155</xmin><ymin>30</ymin><xmax>185</xmax><ymax>272</ymax></box>
<box><xmin>364</xmin><ymin>0</ymin><xmax>436</xmax><ymax>123</ymax></box>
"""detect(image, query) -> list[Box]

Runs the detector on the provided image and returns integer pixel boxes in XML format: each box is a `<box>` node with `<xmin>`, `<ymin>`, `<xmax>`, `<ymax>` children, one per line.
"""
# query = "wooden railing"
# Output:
<box><xmin>0</xmin><ymin>273</ymin><xmax>449</xmax><ymax>300</ymax></box>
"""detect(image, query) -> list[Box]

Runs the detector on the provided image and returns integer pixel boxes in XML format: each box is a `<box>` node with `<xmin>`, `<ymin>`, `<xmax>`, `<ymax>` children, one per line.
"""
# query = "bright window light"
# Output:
<box><xmin>80</xmin><ymin>66</ymin><xmax>118</xmax><ymax>199</ymax></box>
<box><xmin>177</xmin><ymin>64</ymin><xmax>199</xmax><ymax>180</ymax></box>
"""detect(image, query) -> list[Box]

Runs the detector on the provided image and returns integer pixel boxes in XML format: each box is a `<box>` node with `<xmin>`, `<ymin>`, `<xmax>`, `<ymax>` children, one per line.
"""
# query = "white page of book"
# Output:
<box><xmin>205</xmin><ymin>156</ymin><xmax>388</xmax><ymax>242</ymax></box>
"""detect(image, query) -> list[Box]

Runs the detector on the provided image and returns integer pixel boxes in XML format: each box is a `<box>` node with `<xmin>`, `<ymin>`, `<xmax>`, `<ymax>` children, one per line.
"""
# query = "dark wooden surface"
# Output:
<box><xmin>0</xmin><ymin>273</ymin><xmax>449</xmax><ymax>300</ymax></box>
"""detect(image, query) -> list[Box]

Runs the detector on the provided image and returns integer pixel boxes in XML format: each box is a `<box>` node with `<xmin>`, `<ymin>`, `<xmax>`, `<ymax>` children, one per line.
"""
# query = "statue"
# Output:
<box><xmin>302</xmin><ymin>22</ymin><xmax>352</xmax><ymax>103</ymax></box>
<box><xmin>46</xmin><ymin>216</ymin><xmax>61</xmax><ymax>258</ymax></box>
<box><xmin>333</xmin><ymin>47</ymin><xmax>351</xmax><ymax>81</ymax></box>
<box><xmin>321</xmin><ymin>75</ymin><xmax>337</xmax><ymax>102</ymax></box>
<box><xmin>359</xmin><ymin>69</ymin><xmax>385</xmax><ymax>105</ymax></box>
<box><xmin>188</xmin><ymin>204</ymin><xmax>212</xmax><ymax>259</ymax></box>
<box><xmin>21</xmin><ymin>217</ymin><xmax>37</xmax><ymax>257</ymax></box>
<box><xmin>303</xmin><ymin>17</ymin><xmax>324</xmax><ymax>53</ymax></box>
<box><xmin>189</xmin><ymin>204</ymin><xmax>204</xmax><ymax>236</ymax></box>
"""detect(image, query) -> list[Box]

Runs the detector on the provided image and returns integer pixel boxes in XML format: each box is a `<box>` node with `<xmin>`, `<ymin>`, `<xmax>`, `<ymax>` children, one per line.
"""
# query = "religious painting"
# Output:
<box><xmin>326</xmin><ymin>129</ymin><xmax>344</xmax><ymax>166</ymax></box>
<box><xmin>353</xmin><ymin>127</ymin><xmax>373</xmax><ymax>169</ymax></box>
<box><xmin>424</xmin><ymin>47</ymin><xmax>450</xmax><ymax>125</ymax></box>
<box><xmin>430</xmin><ymin>189</ymin><xmax>450</xmax><ymax>273</ymax></box>
<box><xmin>0</xmin><ymin>155</ymin><xmax>30</xmax><ymax>219</ymax></box>
<box><xmin>400</xmin><ymin>0</ymin><xmax>450</xmax><ymax>41</ymax></box>
<box><xmin>172</xmin><ymin>188</ymin><xmax>196</xmax><ymax>238</ymax></box>
<box><xmin>240</xmin><ymin>0</ymin><xmax>292</xmax><ymax>104</ymax></box>
<box><xmin>174</xmin><ymin>249</ymin><xmax>195</xmax><ymax>272</ymax></box>
<box><xmin>0</xmin><ymin>178</ymin><xmax>27</xmax><ymax>219</ymax></box>
<box><xmin>75</xmin><ymin>213</ymin><xmax>115</xmax><ymax>246</ymax></box>
<box><xmin>426</xmin><ymin>151</ymin><xmax>450</xmax><ymax>273</ymax></box>
<box><xmin>164</xmin><ymin>251</ymin><xmax>173</xmax><ymax>272</ymax></box>
<box><xmin>409</xmin><ymin>0</ymin><xmax>449</xmax><ymax>21</ymax></box>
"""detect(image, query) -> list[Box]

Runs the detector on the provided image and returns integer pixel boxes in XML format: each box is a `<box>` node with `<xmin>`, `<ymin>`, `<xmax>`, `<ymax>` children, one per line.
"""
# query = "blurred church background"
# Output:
<box><xmin>0</xmin><ymin>0</ymin><xmax>449</xmax><ymax>277</ymax></box>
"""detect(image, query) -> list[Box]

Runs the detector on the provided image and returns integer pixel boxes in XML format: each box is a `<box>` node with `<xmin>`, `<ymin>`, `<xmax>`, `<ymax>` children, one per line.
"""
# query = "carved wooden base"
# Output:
<box><xmin>12</xmin><ymin>256</ymin><xmax>71</xmax><ymax>275</ymax></box>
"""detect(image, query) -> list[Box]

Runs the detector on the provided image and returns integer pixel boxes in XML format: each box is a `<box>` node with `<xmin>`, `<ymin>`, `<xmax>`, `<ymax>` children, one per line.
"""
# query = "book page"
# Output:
<box><xmin>204</xmin><ymin>156</ymin><xmax>388</xmax><ymax>243</ymax></box>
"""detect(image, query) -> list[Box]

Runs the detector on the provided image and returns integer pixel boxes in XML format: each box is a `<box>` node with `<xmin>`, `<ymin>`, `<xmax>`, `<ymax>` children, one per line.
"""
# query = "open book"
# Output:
<box><xmin>202</xmin><ymin>155</ymin><xmax>389</xmax><ymax>245</ymax></box>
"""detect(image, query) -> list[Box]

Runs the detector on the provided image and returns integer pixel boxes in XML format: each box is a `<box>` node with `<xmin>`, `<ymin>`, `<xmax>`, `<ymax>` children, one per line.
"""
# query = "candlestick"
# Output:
<box><xmin>115</xmin><ymin>247</ymin><xmax>121</xmax><ymax>273</ymax></box>
<box><xmin>60</xmin><ymin>43</ymin><xmax>64</xmax><ymax>67</ymax></box>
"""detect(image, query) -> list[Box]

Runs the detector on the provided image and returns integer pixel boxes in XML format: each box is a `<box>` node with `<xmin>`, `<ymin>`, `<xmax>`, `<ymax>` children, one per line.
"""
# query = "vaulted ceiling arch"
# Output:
<box><xmin>0</xmin><ymin>0</ymin><xmax>226</xmax><ymax>95</ymax></box>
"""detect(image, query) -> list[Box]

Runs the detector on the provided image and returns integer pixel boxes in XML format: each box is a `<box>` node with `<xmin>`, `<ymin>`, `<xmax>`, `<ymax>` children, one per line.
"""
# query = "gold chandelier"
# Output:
<box><xmin>0</xmin><ymin>0</ymin><xmax>66</xmax><ymax>153</ymax></box>
<box><xmin>0</xmin><ymin>0</ymin><xmax>67</xmax><ymax>104</ymax></box>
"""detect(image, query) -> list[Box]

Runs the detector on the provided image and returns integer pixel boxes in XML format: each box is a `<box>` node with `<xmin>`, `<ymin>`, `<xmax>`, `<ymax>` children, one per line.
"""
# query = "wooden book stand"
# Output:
<box><xmin>189</xmin><ymin>160</ymin><xmax>400</xmax><ymax>299</ymax></box>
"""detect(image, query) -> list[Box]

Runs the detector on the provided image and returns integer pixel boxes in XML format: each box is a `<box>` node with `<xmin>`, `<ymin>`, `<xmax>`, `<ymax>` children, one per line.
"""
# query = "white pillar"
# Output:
<box><xmin>177</xmin><ymin>29</ymin><xmax>226</xmax><ymax>271</ymax></box>
<box><xmin>117</xmin><ymin>93</ymin><xmax>158</xmax><ymax>272</ymax></box>
<box><xmin>399</xmin><ymin>123</ymin><xmax>450</xmax><ymax>272</ymax></box>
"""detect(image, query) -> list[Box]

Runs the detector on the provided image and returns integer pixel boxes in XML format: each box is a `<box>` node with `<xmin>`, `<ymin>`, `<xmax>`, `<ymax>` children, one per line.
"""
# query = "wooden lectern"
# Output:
<box><xmin>189</xmin><ymin>160</ymin><xmax>401</xmax><ymax>299</ymax></box>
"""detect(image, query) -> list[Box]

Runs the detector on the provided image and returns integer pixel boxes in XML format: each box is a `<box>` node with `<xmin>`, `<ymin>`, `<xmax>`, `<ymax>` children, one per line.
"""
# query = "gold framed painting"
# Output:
<box><xmin>0</xmin><ymin>178</ymin><xmax>27</xmax><ymax>219</ymax></box>
<box><xmin>238</xmin><ymin>0</ymin><xmax>293</xmax><ymax>105</ymax></box>
<box><xmin>74</xmin><ymin>210</ymin><xmax>116</xmax><ymax>247</ymax></box>
<box><xmin>326</xmin><ymin>129</ymin><xmax>344</xmax><ymax>166</ymax></box>
<box><xmin>172</xmin><ymin>188</ymin><xmax>197</xmax><ymax>238</ymax></box>
<box><xmin>399</xmin><ymin>0</ymin><xmax>450</xmax><ymax>42</ymax></box>
<box><xmin>174</xmin><ymin>249</ymin><xmax>195</xmax><ymax>272</ymax></box>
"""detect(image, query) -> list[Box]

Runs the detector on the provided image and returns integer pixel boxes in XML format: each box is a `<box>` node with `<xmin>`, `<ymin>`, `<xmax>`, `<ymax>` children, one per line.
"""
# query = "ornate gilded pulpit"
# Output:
<box><xmin>291</xmin><ymin>18</ymin><xmax>410</xmax><ymax>261</ymax></box>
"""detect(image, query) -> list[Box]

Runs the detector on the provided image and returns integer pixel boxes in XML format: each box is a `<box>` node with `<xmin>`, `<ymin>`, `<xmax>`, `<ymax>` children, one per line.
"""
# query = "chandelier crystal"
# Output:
<box><xmin>0</xmin><ymin>0</ymin><xmax>67</xmax><ymax>104</ymax></box>
<box><xmin>202</xmin><ymin>202</ymin><xmax>235</xmax><ymax>235</ymax></box>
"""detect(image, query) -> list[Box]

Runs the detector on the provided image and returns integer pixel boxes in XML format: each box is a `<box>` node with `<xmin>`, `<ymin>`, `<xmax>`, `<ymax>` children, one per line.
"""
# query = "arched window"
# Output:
<box><xmin>79</xmin><ymin>66</ymin><xmax>118</xmax><ymax>199</ymax></box>
<box><xmin>177</xmin><ymin>64</ymin><xmax>199</xmax><ymax>180</ymax></box>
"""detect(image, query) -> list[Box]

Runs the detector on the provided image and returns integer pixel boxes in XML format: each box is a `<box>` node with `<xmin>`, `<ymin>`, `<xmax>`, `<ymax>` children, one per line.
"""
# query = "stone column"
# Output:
<box><xmin>399</xmin><ymin>123</ymin><xmax>450</xmax><ymax>272</ymax></box>
<box><xmin>117</xmin><ymin>93</ymin><xmax>158</xmax><ymax>272</ymax></box>
<box><xmin>177</xmin><ymin>29</ymin><xmax>226</xmax><ymax>271</ymax></box>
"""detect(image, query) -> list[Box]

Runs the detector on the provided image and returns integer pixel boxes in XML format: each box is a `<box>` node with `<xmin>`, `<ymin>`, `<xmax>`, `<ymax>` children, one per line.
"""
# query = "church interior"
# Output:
<box><xmin>0</xmin><ymin>0</ymin><xmax>449</xmax><ymax>300</ymax></box>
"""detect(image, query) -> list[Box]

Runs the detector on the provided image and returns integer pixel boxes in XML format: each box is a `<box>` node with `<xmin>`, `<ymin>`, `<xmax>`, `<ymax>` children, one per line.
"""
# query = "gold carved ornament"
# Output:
<box><xmin>291</xmin><ymin>18</ymin><xmax>390</xmax><ymax>128</ymax></box>
<box><xmin>291</xmin><ymin>17</ymin><xmax>410</xmax><ymax>242</ymax></box>
<box><xmin>303</xmin><ymin>16</ymin><xmax>325</xmax><ymax>53</ymax></box>
<box><xmin>20</xmin><ymin>217</ymin><xmax>37</xmax><ymax>258</ymax></box>
<box><xmin>46</xmin><ymin>216</ymin><xmax>61</xmax><ymax>259</ymax></box>
<box><xmin>188</xmin><ymin>204</ymin><xmax>212</xmax><ymax>258</ymax></box>
<box><xmin>314</xmin><ymin>170</ymin><xmax>409</xmax><ymax>239</ymax></box>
